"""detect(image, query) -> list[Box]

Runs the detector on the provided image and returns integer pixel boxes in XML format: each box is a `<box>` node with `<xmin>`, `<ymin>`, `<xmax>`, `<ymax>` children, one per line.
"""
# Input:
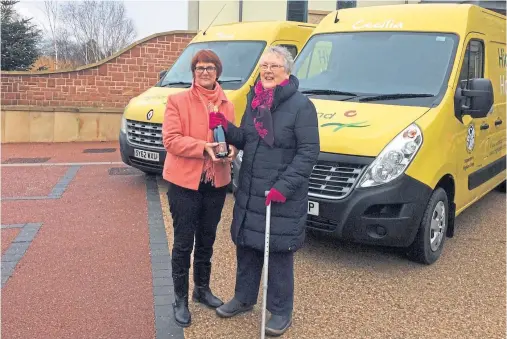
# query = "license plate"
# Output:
<box><xmin>308</xmin><ymin>201</ymin><xmax>319</xmax><ymax>216</ymax></box>
<box><xmin>134</xmin><ymin>149</ymin><xmax>160</xmax><ymax>162</ymax></box>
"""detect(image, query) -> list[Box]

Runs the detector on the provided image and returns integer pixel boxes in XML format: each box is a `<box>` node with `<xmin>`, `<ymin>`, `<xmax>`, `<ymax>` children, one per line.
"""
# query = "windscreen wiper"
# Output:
<box><xmin>300</xmin><ymin>89</ymin><xmax>358</xmax><ymax>97</ymax></box>
<box><xmin>359</xmin><ymin>93</ymin><xmax>435</xmax><ymax>102</ymax></box>
<box><xmin>218</xmin><ymin>79</ymin><xmax>243</xmax><ymax>84</ymax></box>
<box><xmin>159</xmin><ymin>81</ymin><xmax>192</xmax><ymax>88</ymax></box>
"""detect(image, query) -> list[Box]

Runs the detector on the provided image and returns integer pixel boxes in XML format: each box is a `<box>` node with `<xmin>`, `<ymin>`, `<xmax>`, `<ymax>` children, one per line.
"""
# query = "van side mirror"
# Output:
<box><xmin>159</xmin><ymin>69</ymin><xmax>167</xmax><ymax>80</ymax></box>
<box><xmin>455</xmin><ymin>78</ymin><xmax>494</xmax><ymax>119</ymax></box>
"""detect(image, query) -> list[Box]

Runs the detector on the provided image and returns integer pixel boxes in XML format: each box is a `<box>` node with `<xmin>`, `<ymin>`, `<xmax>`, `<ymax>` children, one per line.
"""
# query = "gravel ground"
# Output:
<box><xmin>158</xmin><ymin>179</ymin><xmax>505</xmax><ymax>339</ymax></box>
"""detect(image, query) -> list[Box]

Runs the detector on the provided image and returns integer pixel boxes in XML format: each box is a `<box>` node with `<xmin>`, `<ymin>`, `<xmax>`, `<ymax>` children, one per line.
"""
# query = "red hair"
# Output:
<box><xmin>191</xmin><ymin>49</ymin><xmax>223</xmax><ymax>79</ymax></box>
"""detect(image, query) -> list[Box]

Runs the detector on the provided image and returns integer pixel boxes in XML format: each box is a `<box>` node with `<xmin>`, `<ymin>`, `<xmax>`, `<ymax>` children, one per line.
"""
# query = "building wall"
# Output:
<box><xmin>188</xmin><ymin>0</ymin><xmax>200</xmax><ymax>31</ymax></box>
<box><xmin>1</xmin><ymin>31</ymin><xmax>197</xmax><ymax>143</ymax></box>
<box><xmin>189</xmin><ymin>0</ymin><xmax>422</xmax><ymax>29</ymax></box>
<box><xmin>197</xmin><ymin>0</ymin><xmax>239</xmax><ymax>29</ymax></box>
<box><xmin>358</xmin><ymin>0</ymin><xmax>420</xmax><ymax>6</ymax></box>
<box><xmin>242</xmin><ymin>0</ymin><xmax>287</xmax><ymax>22</ymax></box>
<box><xmin>309</xmin><ymin>0</ymin><xmax>337</xmax><ymax>11</ymax></box>
<box><xmin>1</xmin><ymin>31</ymin><xmax>195</xmax><ymax>108</ymax></box>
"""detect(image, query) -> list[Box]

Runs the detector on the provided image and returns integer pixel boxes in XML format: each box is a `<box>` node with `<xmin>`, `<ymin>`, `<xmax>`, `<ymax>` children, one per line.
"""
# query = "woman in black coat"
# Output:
<box><xmin>209</xmin><ymin>46</ymin><xmax>320</xmax><ymax>336</ymax></box>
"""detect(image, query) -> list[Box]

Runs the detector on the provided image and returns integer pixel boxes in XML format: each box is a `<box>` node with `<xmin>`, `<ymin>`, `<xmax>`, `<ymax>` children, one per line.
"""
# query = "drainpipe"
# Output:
<box><xmin>239</xmin><ymin>0</ymin><xmax>243</xmax><ymax>22</ymax></box>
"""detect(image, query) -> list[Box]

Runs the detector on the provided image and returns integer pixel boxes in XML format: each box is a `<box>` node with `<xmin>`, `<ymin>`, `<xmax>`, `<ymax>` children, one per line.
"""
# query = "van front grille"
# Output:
<box><xmin>308</xmin><ymin>161</ymin><xmax>366</xmax><ymax>200</ymax></box>
<box><xmin>126</xmin><ymin>120</ymin><xmax>164</xmax><ymax>149</ymax></box>
<box><xmin>306</xmin><ymin>215</ymin><xmax>339</xmax><ymax>231</ymax></box>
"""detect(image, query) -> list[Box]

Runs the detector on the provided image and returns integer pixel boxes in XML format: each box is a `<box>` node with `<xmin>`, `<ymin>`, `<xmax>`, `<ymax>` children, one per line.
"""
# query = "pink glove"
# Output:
<box><xmin>209</xmin><ymin>112</ymin><xmax>228</xmax><ymax>130</ymax></box>
<box><xmin>265</xmin><ymin>188</ymin><xmax>286</xmax><ymax>206</ymax></box>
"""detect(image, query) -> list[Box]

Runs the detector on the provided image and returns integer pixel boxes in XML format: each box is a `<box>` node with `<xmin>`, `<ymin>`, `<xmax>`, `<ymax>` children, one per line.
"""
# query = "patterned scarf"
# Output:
<box><xmin>192</xmin><ymin>81</ymin><xmax>223</xmax><ymax>186</ymax></box>
<box><xmin>251</xmin><ymin>78</ymin><xmax>289</xmax><ymax>147</ymax></box>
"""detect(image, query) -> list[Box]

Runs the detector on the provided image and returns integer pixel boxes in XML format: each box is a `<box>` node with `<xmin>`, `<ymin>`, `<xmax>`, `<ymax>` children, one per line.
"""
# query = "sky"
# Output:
<box><xmin>15</xmin><ymin>0</ymin><xmax>189</xmax><ymax>41</ymax></box>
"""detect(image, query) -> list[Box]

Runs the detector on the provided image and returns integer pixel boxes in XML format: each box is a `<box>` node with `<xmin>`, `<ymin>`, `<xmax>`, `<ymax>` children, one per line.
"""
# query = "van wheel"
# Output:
<box><xmin>407</xmin><ymin>187</ymin><xmax>448</xmax><ymax>265</ymax></box>
<box><xmin>495</xmin><ymin>180</ymin><xmax>506</xmax><ymax>193</ymax></box>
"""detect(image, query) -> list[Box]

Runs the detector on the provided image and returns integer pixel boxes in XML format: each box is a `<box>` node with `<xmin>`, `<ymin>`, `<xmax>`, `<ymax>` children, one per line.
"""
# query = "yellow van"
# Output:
<box><xmin>119</xmin><ymin>21</ymin><xmax>315</xmax><ymax>186</ymax></box>
<box><xmin>235</xmin><ymin>3</ymin><xmax>506</xmax><ymax>264</ymax></box>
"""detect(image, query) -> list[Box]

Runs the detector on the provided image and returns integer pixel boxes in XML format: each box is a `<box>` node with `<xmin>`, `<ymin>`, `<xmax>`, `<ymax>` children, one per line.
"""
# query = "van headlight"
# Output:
<box><xmin>358</xmin><ymin>123</ymin><xmax>423</xmax><ymax>188</ymax></box>
<box><xmin>120</xmin><ymin>113</ymin><xmax>127</xmax><ymax>134</ymax></box>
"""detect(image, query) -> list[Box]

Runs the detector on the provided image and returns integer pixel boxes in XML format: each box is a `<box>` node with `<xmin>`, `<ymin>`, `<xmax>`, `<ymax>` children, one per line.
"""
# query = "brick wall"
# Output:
<box><xmin>1</xmin><ymin>30</ymin><xmax>197</xmax><ymax>109</ymax></box>
<box><xmin>308</xmin><ymin>10</ymin><xmax>331</xmax><ymax>24</ymax></box>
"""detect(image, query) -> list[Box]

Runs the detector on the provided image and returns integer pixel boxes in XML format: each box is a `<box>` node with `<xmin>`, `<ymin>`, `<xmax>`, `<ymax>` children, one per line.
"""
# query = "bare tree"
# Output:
<box><xmin>41</xmin><ymin>0</ymin><xmax>59</xmax><ymax>69</ymax></box>
<box><xmin>60</xmin><ymin>0</ymin><xmax>136</xmax><ymax>64</ymax></box>
<box><xmin>37</xmin><ymin>0</ymin><xmax>136</xmax><ymax>67</ymax></box>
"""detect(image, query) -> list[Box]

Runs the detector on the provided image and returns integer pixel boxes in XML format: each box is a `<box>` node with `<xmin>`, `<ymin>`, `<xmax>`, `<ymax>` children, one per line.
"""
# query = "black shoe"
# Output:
<box><xmin>215</xmin><ymin>298</ymin><xmax>254</xmax><ymax>318</ymax></box>
<box><xmin>265</xmin><ymin>314</ymin><xmax>292</xmax><ymax>337</ymax></box>
<box><xmin>192</xmin><ymin>263</ymin><xmax>223</xmax><ymax>308</ymax></box>
<box><xmin>172</xmin><ymin>273</ymin><xmax>191</xmax><ymax>327</ymax></box>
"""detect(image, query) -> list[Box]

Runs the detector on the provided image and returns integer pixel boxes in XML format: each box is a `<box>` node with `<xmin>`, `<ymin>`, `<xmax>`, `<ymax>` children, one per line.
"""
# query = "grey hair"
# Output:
<box><xmin>263</xmin><ymin>45</ymin><xmax>294</xmax><ymax>74</ymax></box>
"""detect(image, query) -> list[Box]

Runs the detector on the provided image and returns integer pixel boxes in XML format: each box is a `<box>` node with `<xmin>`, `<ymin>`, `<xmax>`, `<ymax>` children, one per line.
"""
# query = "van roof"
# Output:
<box><xmin>314</xmin><ymin>3</ymin><xmax>505</xmax><ymax>36</ymax></box>
<box><xmin>192</xmin><ymin>21</ymin><xmax>316</xmax><ymax>43</ymax></box>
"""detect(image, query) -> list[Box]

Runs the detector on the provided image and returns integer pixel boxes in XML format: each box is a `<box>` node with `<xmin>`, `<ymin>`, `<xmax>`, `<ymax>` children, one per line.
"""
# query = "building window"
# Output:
<box><xmin>287</xmin><ymin>0</ymin><xmax>308</xmax><ymax>22</ymax></box>
<box><xmin>336</xmin><ymin>1</ymin><xmax>356</xmax><ymax>9</ymax></box>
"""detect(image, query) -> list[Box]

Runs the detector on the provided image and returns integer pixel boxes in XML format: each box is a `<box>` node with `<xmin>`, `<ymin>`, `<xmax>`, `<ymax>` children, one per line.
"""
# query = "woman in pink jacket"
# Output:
<box><xmin>162</xmin><ymin>49</ymin><xmax>236</xmax><ymax>328</ymax></box>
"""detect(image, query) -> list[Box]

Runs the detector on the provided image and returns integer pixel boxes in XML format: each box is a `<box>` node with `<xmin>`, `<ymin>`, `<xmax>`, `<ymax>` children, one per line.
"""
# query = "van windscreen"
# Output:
<box><xmin>293</xmin><ymin>32</ymin><xmax>458</xmax><ymax>106</ymax></box>
<box><xmin>158</xmin><ymin>41</ymin><xmax>266</xmax><ymax>90</ymax></box>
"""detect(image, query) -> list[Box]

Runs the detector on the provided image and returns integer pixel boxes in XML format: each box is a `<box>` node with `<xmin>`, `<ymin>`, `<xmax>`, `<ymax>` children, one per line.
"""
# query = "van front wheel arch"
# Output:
<box><xmin>407</xmin><ymin>187</ymin><xmax>449</xmax><ymax>265</ymax></box>
<box><xmin>495</xmin><ymin>180</ymin><xmax>506</xmax><ymax>193</ymax></box>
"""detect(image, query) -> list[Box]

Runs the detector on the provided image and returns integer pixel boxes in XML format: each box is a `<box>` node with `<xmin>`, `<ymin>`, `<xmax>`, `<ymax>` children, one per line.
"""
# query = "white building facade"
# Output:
<box><xmin>187</xmin><ymin>1</ymin><xmax>423</xmax><ymax>30</ymax></box>
<box><xmin>188</xmin><ymin>0</ymin><xmax>505</xmax><ymax>30</ymax></box>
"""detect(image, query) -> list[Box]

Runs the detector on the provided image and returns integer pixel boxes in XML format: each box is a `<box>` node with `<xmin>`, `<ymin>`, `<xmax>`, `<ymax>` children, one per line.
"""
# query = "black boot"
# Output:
<box><xmin>172</xmin><ymin>273</ymin><xmax>191</xmax><ymax>327</ymax></box>
<box><xmin>215</xmin><ymin>297</ymin><xmax>254</xmax><ymax>318</ymax></box>
<box><xmin>265</xmin><ymin>314</ymin><xmax>292</xmax><ymax>337</ymax></box>
<box><xmin>192</xmin><ymin>263</ymin><xmax>223</xmax><ymax>308</ymax></box>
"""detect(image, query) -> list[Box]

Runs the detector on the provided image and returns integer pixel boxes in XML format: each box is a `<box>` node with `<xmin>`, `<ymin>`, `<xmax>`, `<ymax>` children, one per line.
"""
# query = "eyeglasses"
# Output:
<box><xmin>195</xmin><ymin>66</ymin><xmax>217</xmax><ymax>73</ymax></box>
<box><xmin>259</xmin><ymin>64</ymin><xmax>284</xmax><ymax>71</ymax></box>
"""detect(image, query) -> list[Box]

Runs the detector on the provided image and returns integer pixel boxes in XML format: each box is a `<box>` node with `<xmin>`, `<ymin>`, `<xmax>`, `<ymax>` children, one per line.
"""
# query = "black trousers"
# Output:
<box><xmin>168</xmin><ymin>181</ymin><xmax>227</xmax><ymax>276</ymax></box>
<box><xmin>234</xmin><ymin>245</ymin><xmax>294</xmax><ymax>316</ymax></box>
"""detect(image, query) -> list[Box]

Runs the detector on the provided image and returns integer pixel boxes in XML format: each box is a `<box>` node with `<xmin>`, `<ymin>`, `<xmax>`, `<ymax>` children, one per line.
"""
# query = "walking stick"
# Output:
<box><xmin>261</xmin><ymin>191</ymin><xmax>271</xmax><ymax>339</ymax></box>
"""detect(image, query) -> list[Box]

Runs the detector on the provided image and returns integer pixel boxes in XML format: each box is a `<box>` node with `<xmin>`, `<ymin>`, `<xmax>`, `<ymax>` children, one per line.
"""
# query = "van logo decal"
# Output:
<box><xmin>466</xmin><ymin>123</ymin><xmax>475</xmax><ymax>153</ymax></box>
<box><xmin>499</xmin><ymin>48</ymin><xmax>506</xmax><ymax>68</ymax></box>
<box><xmin>352</xmin><ymin>19</ymin><xmax>403</xmax><ymax>30</ymax></box>
<box><xmin>321</xmin><ymin>121</ymin><xmax>370</xmax><ymax>132</ymax></box>
<box><xmin>344</xmin><ymin>110</ymin><xmax>357</xmax><ymax>118</ymax></box>
<box><xmin>147</xmin><ymin>109</ymin><xmax>154</xmax><ymax>120</ymax></box>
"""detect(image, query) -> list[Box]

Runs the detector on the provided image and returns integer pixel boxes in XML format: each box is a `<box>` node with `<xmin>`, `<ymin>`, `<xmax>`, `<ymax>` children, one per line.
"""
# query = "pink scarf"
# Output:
<box><xmin>192</xmin><ymin>81</ymin><xmax>224</xmax><ymax>186</ymax></box>
<box><xmin>251</xmin><ymin>78</ymin><xmax>289</xmax><ymax>147</ymax></box>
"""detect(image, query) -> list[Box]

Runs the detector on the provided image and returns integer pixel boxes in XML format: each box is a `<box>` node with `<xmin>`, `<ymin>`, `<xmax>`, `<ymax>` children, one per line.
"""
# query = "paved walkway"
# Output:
<box><xmin>1</xmin><ymin>142</ymin><xmax>505</xmax><ymax>339</ymax></box>
<box><xmin>1</xmin><ymin>142</ymin><xmax>177</xmax><ymax>339</ymax></box>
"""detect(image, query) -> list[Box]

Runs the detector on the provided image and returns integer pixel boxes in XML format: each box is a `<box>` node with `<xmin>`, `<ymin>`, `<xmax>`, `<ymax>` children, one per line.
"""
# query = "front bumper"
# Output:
<box><xmin>233</xmin><ymin>152</ymin><xmax>432</xmax><ymax>247</ymax></box>
<box><xmin>119</xmin><ymin>131</ymin><xmax>166</xmax><ymax>174</ymax></box>
<box><xmin>307</xmin><ymin>172</ymin><xmax>432</xmax><ymax>247</ymax></box>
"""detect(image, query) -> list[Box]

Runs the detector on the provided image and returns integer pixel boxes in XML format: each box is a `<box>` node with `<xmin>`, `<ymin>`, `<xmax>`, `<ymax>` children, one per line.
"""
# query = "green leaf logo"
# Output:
<box><xmin>321</xmin><ymin>121</ymin><xmax>370</xmax><ymax>132</ymax></box>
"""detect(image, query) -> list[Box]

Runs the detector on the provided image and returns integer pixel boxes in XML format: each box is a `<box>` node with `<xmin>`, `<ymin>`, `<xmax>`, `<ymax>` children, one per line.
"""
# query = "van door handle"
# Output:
<box><xmin>495</xmin><ymin>119</ymin><xmax>503</xmax><ymax>126</ymax></box>
<box><xmin>480</xmin><ymin>123</ymin><xmax>489</xmax><ymax>130</ymax></box>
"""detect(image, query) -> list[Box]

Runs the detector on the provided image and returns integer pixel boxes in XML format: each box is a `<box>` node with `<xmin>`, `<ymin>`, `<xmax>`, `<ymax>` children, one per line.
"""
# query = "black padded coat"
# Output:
<box><xmin>226</xmin><ymin>75</ymin><xmax>320</xmax><ymax>253</ymax></box>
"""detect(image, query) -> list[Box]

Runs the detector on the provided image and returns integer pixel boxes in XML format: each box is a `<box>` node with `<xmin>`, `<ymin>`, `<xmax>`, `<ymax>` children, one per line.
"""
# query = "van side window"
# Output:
<box><xmin>458</xmin><ymin>40</ymin><xmax>484</xmax><ymax>88</ymax></box>
<box><xmin>278</xmin><ymin>44</ymin><xmax>298</xmax><ymax>59</ymax></box>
